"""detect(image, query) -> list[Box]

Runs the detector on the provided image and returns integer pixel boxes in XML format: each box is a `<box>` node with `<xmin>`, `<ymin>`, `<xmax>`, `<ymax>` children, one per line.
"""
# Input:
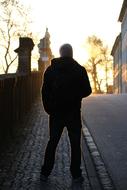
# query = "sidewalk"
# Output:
<box><xmin>0</xmin><ymin>98</ymin><xmax>92</xmax><ymax>190</ymax></box>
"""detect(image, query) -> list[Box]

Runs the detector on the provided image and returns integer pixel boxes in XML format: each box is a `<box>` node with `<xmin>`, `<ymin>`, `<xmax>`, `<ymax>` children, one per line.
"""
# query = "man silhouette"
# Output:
<box><xmin>41</xmin><ymin>44</ymin><xmax>92</xmax><ymax>182</ymax></box>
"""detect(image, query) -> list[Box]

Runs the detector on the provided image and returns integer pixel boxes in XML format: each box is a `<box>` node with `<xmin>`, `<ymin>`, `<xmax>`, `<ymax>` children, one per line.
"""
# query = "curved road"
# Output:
<box><xmin>82</xmin><ymin>94</ymin><xmax>127</xmax><ymax>190</ymax></box>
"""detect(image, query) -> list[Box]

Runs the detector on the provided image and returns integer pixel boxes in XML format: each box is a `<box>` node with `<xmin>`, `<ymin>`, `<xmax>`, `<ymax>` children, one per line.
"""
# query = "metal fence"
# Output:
<box><xmin>0</xmin><ymin>72</ymin><xmax>42</xmax><ymax>139</ymax></box>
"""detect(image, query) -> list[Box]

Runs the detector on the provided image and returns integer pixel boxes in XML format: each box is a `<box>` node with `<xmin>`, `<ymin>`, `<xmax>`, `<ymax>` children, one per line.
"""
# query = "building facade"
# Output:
<box><xmin>111</xmin><ymin>0</ymin><xmax>127</xmax><ymax>93</ymax></box>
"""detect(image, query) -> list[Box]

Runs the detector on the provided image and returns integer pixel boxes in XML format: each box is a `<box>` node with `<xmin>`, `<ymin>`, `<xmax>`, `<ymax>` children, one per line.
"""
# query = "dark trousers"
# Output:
<box><xmin>41</xmin><ymin>111</ymin><xmax>82</xmax><ymax>178</ymax></box>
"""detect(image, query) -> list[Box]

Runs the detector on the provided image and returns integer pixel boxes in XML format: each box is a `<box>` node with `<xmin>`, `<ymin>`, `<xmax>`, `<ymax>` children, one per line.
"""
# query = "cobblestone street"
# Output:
<box><xmin>0</xmin><ymin>98</ymin><xmax>91</xmax><ymax>190</ymax></box>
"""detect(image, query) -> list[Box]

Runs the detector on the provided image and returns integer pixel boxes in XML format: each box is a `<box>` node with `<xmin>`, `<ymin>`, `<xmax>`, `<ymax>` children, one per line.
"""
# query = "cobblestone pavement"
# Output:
<box><xmin>0</xmin><ymin>98</ymin><xmax>91</xmax><ymax>190</ymax></box>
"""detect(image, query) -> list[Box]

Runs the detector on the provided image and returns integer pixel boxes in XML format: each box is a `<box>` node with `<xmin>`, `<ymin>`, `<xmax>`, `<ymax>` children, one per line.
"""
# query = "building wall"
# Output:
<box><xmin>113</xmin><ymin>39</ymin><xmax>122</xmax><ymax>93</ymax></box>
<box><xmin>112</xmin><ymin>3</ymin><xmax>127</xmax><ymax>94</ymax></box>
<box><xmin>121</xmin><ymin>9</ymin><xmax>127</xmax><ymax>93</ymax></box>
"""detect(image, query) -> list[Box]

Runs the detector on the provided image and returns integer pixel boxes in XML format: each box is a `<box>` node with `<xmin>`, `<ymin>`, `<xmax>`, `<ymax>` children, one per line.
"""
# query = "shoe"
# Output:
<box><xmin>72</xmin><ymin>176</ymin><xmax>84</xmax><ymax>183</ymax></box>
<box><xmin>40</xmin><ymin>173</ymin><xmax>48</xmax><ymax>182</ymax></box>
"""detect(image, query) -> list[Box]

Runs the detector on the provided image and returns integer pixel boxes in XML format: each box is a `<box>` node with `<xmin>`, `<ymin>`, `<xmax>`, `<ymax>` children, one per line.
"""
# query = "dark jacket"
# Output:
<box><xmin>42</xmin><ymin>57</ymin><xmax>92</xmax><ymax>115</ymax></box>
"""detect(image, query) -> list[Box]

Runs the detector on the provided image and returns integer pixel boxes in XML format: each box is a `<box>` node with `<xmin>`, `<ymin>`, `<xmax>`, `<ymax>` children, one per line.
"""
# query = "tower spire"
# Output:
<box><xmin>45</xmin><ymin>27</ymin><xmax>50</xmax><ymax>39</ymax></box>
<box><xmin>38</xmin><ymin>28</ymin><xmax>53</xmax><ymax>72</ymax></box>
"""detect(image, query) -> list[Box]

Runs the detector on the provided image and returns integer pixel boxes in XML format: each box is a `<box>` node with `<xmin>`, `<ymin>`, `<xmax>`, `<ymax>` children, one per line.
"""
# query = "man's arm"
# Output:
<box><xmin>80</xmin><ymin>67</ymin><xmax>92</xmax><ymax>98</ymax></box>
<box><xmin>41</xmin><ymin>68</ymin><xmax>52</xmax><ymax>114</ymax></box>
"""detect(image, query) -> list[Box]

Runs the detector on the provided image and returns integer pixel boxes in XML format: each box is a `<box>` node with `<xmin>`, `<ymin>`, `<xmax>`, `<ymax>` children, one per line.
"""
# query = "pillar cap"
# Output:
<box><xmin>15</xmin><ymin>37</ymin><xmax>34</xmax><ymax>53</ymax></box>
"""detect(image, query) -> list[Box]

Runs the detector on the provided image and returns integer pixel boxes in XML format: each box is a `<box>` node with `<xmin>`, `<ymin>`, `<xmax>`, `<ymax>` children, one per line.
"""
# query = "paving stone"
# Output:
<box><xmin>0</xmin><ymin>98</ymin><xmax>91</xmax><ymax>190</ymax></box>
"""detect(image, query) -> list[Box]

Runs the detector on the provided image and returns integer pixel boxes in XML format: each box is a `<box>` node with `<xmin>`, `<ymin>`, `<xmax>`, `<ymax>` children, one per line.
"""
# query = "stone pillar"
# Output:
<box><xmin>14</xmin><ymin>37</ymin><xmax>34</xmax><ymax>75</ymax></box>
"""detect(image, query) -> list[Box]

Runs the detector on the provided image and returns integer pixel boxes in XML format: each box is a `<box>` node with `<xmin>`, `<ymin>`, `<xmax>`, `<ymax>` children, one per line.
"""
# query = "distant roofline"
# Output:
<box><xmin>118</xmin><ymin>0</ymin><xmax>127</xmax><ymax>22</ymax></box>
<box><xmin>111</xmin><ymin>33</ymin><xmax>121</xmax><ymax>56</ymax></box>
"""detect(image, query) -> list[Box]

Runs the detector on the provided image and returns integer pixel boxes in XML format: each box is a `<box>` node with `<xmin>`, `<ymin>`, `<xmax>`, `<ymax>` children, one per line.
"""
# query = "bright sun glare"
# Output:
<box><xmin>21</xmin><ymin>0</ymin><xmax>122</xmax><ymax>66</ymax></box>
<box><xmin>0</xmin><ymin>0</ymin><xmax>123</xmax><ymax>74</ymax></box>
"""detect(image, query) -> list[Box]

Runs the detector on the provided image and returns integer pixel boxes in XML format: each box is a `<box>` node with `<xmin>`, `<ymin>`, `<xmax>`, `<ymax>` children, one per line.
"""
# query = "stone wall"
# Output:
<box><xmin>0</xmin><ymin>72</ymin><xmax>42</xmax><ymax>140</ymax></box>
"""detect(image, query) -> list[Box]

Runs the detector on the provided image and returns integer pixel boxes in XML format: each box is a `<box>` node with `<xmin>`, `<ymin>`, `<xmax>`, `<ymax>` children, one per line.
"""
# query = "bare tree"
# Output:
<box><xmin>100</xmin><ymin>46</ymin><xmax>113</xmax><ymax>93</ymax></box>
<box><xmin>0</xmin><ymin>0</ymin><xmax>32</xmax><ymax>74</ymax></box>
<box><xmin>85</xmin><ymin>35</ymin><xmax>113</xmax><ymax>93</ymax></box>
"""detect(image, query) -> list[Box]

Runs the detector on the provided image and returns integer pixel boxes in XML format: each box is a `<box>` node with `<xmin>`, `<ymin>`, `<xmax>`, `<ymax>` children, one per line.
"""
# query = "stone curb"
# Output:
<box><xmin>82</xmin><ymin>119</ymin><xmax>116</xmax><ymax>190</ymax></box>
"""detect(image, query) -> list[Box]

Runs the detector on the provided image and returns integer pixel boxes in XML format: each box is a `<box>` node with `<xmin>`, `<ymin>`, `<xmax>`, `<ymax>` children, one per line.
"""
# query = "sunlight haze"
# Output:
<box><xmin>22</xmin><ymin>0</ymin><xmax>123</xmax><ymax>65</ymax></box>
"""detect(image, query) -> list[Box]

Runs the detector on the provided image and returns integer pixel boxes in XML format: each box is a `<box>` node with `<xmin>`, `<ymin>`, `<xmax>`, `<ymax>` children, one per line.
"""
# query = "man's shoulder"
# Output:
<box><xmin>51</xmin><ymin>58</ymin><xmax>60</xmax><ymax>62</ymax></box>
<box><xmin>45</xmin><ymin>58</ymin><xmax>59</xmax><ymax>72</ymax></box>
<box><xmin>72</xmin><ymin>60</ymin><xmax>86</xmax><ymax>72</ymax></box>
<box><xmin>51</xmin><ymin>58</ymin><xmax>61</xmax><ymax>65</ymax></box>
<box><xmin>44</xmin><ymin>58</ymin><xmax>59</xmax><ymax>77</ymax></box>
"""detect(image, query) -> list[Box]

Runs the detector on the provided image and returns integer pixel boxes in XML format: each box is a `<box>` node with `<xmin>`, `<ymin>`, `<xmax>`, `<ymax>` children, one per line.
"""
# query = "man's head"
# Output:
<box><xmin>59</xmin><ymin>44</ymin><xmax>73</xmax><ymax>58</ymax></box>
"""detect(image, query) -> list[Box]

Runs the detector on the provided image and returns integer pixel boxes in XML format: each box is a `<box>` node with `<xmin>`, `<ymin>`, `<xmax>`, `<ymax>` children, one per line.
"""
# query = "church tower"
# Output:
<box><xmin>38</xmin><ymin>28</ymin><xmax>53</xmax><ymax>73</ymax></box>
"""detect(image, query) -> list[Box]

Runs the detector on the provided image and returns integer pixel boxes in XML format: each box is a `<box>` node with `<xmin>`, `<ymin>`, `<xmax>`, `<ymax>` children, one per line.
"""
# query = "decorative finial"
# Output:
<box><xmin>45</xmin><ymin>27</ymin><xmax>50</xmax><ymax>38</ymax></box>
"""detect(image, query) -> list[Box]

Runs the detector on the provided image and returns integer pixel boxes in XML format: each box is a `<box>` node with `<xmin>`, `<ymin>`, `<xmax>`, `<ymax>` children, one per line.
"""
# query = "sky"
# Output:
<box><xmin>22</xmin><ymin>0</ymin><xmax>123</xmax><ymax>65</ymax></box>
